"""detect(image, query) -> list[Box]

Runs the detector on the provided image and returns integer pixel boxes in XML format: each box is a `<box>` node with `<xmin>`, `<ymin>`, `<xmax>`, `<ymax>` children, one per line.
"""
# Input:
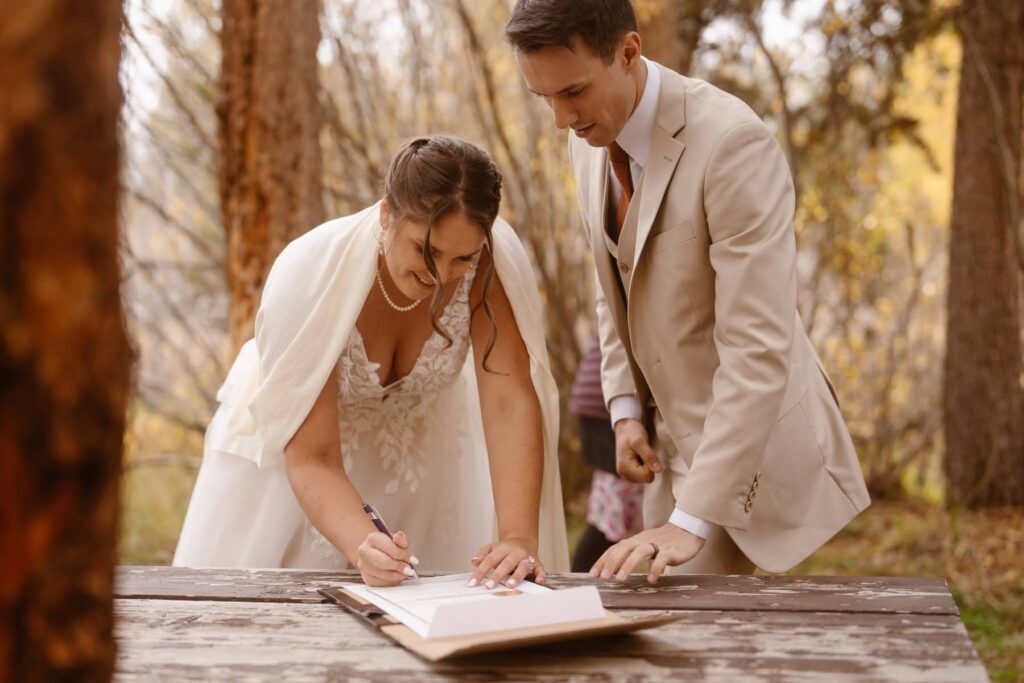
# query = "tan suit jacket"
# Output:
<box><xmin>567</xmin><ymin>63</ymin><xmax>870</xmax><ymax>572</ymax></box>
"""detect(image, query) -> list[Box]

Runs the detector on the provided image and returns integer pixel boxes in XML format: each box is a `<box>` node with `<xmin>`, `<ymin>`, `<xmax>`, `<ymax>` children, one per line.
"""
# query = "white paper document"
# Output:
<box><xmin>341</xmin><ymin>573</ymin><xmax>606</xmax><ymax>639</ymax></box>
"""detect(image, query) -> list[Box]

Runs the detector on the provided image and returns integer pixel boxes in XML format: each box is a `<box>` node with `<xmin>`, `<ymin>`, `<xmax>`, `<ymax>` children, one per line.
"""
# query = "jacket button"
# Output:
<box><xmin>619</xmin><ymin>262</ymin><xmax>630</xmax><ymax>274</ymax></box>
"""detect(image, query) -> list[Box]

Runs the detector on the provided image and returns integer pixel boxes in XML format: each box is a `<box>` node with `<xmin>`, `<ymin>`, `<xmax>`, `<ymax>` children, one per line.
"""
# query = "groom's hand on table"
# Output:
<box><xmin>469</xmin><ymin>537</ymin><xmax>547</xmax><ymax>589</ymax></box>
<box><xmin>356</xmin><ymin>530</ymin><xmax>420</xmax><ymax>587</ymax></box>
<box><xmin>589</xmin><ymin>524</ymin><xmax>705</xmax><ymax>584</ymax></box>
<box><xmin>614</xmin><ymin>418</ymin><xmax>663</xmax><ymax>483</ymax></box>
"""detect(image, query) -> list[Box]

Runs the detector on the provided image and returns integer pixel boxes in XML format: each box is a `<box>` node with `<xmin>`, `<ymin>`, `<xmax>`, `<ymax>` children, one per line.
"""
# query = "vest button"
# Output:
<box><xmin>619</xmin><ymin>262</ymin><xmax>630</xmax><ymax>274</ymax></box>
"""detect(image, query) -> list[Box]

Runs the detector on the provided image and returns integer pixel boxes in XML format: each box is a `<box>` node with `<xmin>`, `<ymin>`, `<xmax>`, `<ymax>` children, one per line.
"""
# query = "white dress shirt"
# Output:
<box><xmin>603</xmin><ymin>58</ymin><xmax>715</xmax><ymax>541</ymax></box>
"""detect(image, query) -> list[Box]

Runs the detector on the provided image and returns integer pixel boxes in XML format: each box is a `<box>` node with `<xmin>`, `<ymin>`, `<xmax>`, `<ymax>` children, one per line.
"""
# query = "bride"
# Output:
<box><xmin>173</xmin><ymin>135</ymin><xmax>569</xmax><ymax>586</ymax></box>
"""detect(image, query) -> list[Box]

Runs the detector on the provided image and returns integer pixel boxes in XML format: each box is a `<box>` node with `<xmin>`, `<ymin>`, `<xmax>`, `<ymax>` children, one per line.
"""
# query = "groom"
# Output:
<box><xmin>506</xmin><ymin>0</ymin><xmax>869</xmax><ymax>579</ymax></box>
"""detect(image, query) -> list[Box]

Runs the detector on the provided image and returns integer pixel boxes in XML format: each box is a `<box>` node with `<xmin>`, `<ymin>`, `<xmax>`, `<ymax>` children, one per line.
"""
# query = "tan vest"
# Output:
<box><xmin>603</xmin><ymin>172</ymin><xmax>655</xmax><ymax>419</ymax></box>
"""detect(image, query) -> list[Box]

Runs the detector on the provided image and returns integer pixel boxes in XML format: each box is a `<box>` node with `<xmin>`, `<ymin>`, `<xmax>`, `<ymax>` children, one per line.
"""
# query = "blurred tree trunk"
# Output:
<box><xmin>944</xmin><ymin>0</ymin><xmax>1024</xmax><ymax>507</ymax></box>
<box><xmin>637</xmin><ymin>0</ymin><xmax>684</xmax><ymax>71</ymax></box>
<box><xmin>0</xmin><ymin>1</ymin><xmax>128</xmax><ymax>680</ymax></box>
<box><xmin>218</xmin><ymin>0</ymin><xmax>325</xmax><ymax>353</ymax></box>
<box><xmin>636</xmin><ymin>0</ymin><xmax>720</xmax><ymax>75</ymax></box>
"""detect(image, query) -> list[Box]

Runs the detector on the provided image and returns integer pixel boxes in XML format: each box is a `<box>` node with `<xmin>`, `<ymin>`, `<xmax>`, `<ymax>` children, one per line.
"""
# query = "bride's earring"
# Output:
<box><xmin>377</xmin><ymin>224</ymin><xmax>394</xmax><ymax>259</ymax></box>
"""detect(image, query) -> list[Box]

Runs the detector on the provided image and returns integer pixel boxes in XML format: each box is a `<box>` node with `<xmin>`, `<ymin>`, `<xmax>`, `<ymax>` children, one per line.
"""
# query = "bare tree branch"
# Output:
<box><xmin>124</xmin><ymin>453</ymin><xmax>202</xmax><ymax>471</ymax></box>
<box><xmin>124</xmin><ymin>18</ymin><xmax>217</xmax><ymax>153</ymax></box>
<box><xmin>126</xmin><ymin>187</ymin><xmax>221</xmax><ymax>264</ymax></box>
<box><xmin>744</xmin><ymin>11</ymin><xmax>801</xmax><ymax>201</ymax></box>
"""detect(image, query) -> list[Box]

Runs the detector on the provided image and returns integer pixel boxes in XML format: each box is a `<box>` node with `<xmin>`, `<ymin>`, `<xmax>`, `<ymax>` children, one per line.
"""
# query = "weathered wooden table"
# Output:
<box><xmin>114</xmin><ymin>567</ymin><xmax>987</xmax><ymax>681</ymax></box>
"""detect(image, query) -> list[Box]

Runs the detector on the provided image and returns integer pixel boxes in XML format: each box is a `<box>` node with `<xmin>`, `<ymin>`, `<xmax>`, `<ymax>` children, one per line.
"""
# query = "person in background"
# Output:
<box><xmin>568</xmin><ymin>330</ymin><xmax>645</xmax><ymax>572</ymax></box>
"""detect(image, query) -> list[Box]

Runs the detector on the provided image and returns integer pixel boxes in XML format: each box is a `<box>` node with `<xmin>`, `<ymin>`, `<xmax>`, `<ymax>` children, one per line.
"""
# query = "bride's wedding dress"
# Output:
<box><xmin>172</xmin><ymin>206</ymin><xmax>569</xmax><ymax>572</ymax></box>
<box><xmin>174</xmin><ymin>260</ymin><xmax>495</xmax><ymax>569</ymax></box>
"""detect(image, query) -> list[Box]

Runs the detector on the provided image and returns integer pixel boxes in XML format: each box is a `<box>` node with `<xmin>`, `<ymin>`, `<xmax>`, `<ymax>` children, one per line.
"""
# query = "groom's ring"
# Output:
<box><xmin>649</xmin><ymin>542</ymin><xmax>660</xmax><ymax>560</ymax></box>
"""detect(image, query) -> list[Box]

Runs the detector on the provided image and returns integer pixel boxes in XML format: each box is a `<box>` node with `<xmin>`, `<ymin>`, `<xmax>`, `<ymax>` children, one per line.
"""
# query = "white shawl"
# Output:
<box><xmin>206</xmin><ymin>204</ymin><xmax>570</xmax><ymax>571</ymax></box>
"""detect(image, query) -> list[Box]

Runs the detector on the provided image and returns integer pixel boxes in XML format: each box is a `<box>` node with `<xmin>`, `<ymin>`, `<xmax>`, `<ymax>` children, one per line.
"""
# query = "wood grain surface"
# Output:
<box><xmin>113</xmin><ymin>567</ymin><xmax>985</xmax><ymax>681</ymax></box>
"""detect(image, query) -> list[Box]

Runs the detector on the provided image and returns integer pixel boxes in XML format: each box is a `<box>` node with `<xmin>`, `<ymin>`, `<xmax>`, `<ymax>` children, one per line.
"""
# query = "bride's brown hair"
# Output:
<box><xmin>382</xmin><ymin>135</ymin><xmax>502</xmax><ymax>370</ymax></box>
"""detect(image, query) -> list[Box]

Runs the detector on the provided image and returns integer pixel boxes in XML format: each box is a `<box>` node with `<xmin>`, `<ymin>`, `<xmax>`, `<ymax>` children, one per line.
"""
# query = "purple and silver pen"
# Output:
<box><xmin>362</xmin><ymin>502</ymin><xmax>419</xmax><ymax>579</ymax></box>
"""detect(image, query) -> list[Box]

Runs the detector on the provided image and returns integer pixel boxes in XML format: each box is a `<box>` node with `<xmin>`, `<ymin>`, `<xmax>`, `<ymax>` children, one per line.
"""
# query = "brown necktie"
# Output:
<box><xmin>608</xmin><ymin>141</ymin><xmax>634</xmax><ymax>237</ymax></box>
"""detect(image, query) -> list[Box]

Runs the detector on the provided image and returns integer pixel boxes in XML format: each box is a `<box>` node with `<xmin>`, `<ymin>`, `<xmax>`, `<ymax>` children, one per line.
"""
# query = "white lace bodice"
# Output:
<box><xmin>335</xmin><ymin>259</ymin><xmax>479</xmax><ymax>495</ymax></box>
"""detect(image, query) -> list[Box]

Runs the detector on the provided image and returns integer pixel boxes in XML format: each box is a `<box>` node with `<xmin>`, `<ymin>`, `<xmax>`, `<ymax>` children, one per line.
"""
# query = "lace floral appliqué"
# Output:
<box><xmin>335</xmin><ymin>259</ymin><xmax>478</xmax><ymax>495</ymax></box>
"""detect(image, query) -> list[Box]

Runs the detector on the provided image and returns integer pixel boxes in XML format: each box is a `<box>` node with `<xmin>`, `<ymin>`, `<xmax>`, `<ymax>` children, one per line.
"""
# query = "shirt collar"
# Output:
<box><xmin>614</xmin><ymin>57</ymin><xmax>660</xmax><ymax>169</ymax></box>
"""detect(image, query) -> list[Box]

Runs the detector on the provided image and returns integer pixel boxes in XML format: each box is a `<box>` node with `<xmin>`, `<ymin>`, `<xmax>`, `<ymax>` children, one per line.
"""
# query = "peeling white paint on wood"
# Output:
<box><xmin>113</xmin><ymin>567</ymin><xmax>985</xmax><ymax>681</ymax></box>
<box><xmin>114</xmin><ymin>599</ymin><xmax>987</xmax><ymax>682</ymax></box>
<box><xmin>117</xmin><ymin>567</ymin><xmax>959</xmax><ymax>614</ymax></box>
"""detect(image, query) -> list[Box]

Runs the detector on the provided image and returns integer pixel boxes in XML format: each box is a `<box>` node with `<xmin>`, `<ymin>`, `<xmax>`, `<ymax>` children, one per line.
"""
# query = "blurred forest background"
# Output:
<box><xmin>111</xmin><ymin>0</ymin><xmax>1022</xmax><ymax>678</ymax></box>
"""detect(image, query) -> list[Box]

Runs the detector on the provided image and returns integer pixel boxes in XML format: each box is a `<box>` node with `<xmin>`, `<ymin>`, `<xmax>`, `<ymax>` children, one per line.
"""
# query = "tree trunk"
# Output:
<box><xmin>944</xmin><ymin>0</ymin><xmax>1024</xmax><ymax>507</ymax></box>
<box><xmin>0</xmin><ymin>1</ymin><xmax>128</xmax><ymax>680</ymax></box>
<box><xmin>637</xmin><ymin>0</ymin><xmax>683</xmax><ymax>71</ymax></box>
<box><xmin>636</xmin><ymin>0</ymin><xmax>714</xmax><ymax>75</ymax></box>
<box><xmin>218</xmin><ymin>0</ymin><xmax>326</xmax><ymax>353</ymax></box>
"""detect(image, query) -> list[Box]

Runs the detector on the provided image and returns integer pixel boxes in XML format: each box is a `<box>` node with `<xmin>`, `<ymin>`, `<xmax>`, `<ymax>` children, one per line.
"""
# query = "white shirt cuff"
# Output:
<box><xmin>668</xmin><ymin>508</ymin><xmax>716</xmax><ymax>540</ymax></box>
<box><xmin>608</xmin><ymin>395</ymin><xmax>643</xmax><ymax>427</ymax></box>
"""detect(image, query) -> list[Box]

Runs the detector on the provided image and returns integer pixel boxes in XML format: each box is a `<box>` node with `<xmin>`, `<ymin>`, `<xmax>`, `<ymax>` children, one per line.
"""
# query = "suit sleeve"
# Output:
<box><xmin>566</xmin><ymin>134</ymin><xmax>637</xmax><ymax>406</ymax></box>
<box><xmin>674</xmin><ymin>119</ymin><xmax>798</xmax><ymax>529</ymax></box>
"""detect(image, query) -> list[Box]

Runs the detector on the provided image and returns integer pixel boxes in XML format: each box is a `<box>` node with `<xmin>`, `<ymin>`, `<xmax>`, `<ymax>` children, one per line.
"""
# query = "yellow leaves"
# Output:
<box><xmin>875</xmin><ymin>297</ymin><xmax>894</xmax><ymax>318</ymax></box>
<box><xmin>887</xmin><ymin>31</ymin><xmax>959</xmax><ymax>226</ymax></box>
<box><xmin>169</xmin><ymin>196</ymin><xmax>189</xmax><ymax>223</ymax></box>
<box><xmin>491</xmin><ymin>56</ymin><xmax>517</xmax><ymax>84</ymax></box>
<box><xmin>123</xmin><ymin>397</ymin><xmax>204</xmax><ymax>466</ymax></box>
<box><xmin>631</xmin><ymin>0</ymin><xmax>663</xmax><ymax>24</ymax></box>
<box><xmin>535</xmin><ymin>135</ymin><xmax>551</xmax><ymax>155</ymax></box>
<box><xmin>820</xmin><ymin>13</ymin><xmax>843</xmax><ymax>39</ymax></box>
<box><xmin>857</xmin><ymin>165</ymin><xmax>878</xmax><ymax>186</ymax></box>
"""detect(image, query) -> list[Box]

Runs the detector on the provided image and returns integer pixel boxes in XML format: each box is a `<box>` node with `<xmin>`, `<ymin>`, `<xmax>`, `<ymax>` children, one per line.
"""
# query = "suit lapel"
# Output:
<box><xmin>588</xmin><ymin>146</ymin><xmax>609</xmax><ymax>243</ymax></box>
<box><xmin>632</xmin><ymin>65</ymin><xmax>688</xmax><ymax>272</ymax></box>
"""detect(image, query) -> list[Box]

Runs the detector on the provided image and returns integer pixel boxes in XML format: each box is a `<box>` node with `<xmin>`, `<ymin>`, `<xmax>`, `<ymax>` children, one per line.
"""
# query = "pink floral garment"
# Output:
<box><xmin>586</xmin><ymin>469</ymin><xmax>645</xmax><ymax>542</ymax></box>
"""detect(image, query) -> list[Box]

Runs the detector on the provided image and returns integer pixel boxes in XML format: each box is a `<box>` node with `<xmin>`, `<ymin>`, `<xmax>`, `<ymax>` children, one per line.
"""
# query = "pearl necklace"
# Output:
<box><xmin>376</xmin><ymin>259</ymin><xmax>425</xmax><ymax>312</ymax></box>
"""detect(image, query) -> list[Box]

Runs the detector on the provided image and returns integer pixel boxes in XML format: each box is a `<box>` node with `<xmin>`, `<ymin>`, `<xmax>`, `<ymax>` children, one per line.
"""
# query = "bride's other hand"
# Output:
<box><xmin>357</xmin><ymin>530</ymin><xmax>419</xmax><ymax>587</ymax></box>
<box><xmin>468</xmin><ymin>538</ymin><xmax>547</xmax><ymax>589</ymax></box>
<box><xmin>469</xmin><ymin>255</ymin><xmax>548</xmax><ymax>591</ymax></box>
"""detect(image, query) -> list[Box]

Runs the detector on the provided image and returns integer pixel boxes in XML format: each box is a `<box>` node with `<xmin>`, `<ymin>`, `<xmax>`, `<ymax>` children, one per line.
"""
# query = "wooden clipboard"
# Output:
<box><xmin>319</xmin><ymin>585</ymin><xmax>683</xmax><ymax>662</ymax></box>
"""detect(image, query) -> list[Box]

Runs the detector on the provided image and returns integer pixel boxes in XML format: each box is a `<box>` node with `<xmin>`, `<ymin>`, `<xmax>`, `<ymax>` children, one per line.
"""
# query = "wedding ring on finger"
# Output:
<box><xmin>649</xmin><ymin>542</ymin><xmax>660</xmax><ymax>560</ymax></box>
<box><xmin>519</xmin><ymin>555</ymin><xmax>536</xmax><ymax>572</ymax></box>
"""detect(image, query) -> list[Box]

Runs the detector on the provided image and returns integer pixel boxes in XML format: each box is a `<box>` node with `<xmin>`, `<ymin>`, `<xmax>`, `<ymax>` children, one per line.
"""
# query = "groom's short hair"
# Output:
<box><xmin>505</xmin><ymin>0</ymin><xmax>638</xmax><ymax>63</ymax></box>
